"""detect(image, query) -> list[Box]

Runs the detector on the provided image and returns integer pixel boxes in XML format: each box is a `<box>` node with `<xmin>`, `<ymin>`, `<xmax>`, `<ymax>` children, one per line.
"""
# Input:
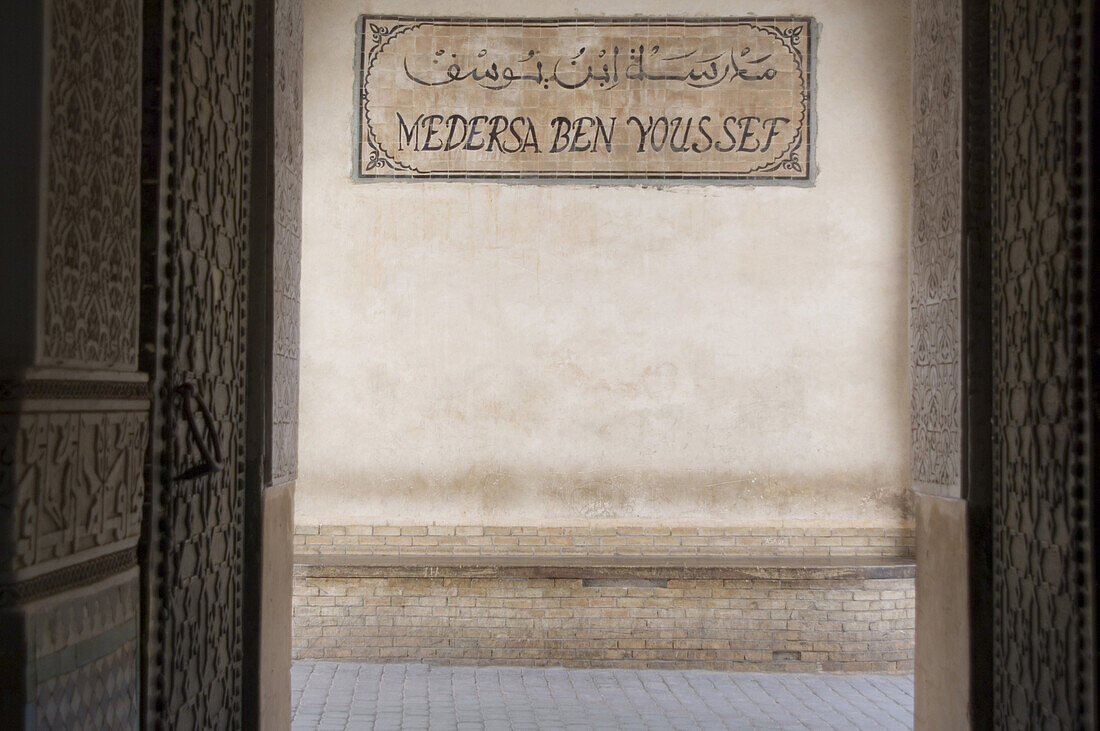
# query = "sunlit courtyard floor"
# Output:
<box><xmin>291</xmin><ymin>661</ymin><xmax>914</xmax><ymax>730</ymax></box>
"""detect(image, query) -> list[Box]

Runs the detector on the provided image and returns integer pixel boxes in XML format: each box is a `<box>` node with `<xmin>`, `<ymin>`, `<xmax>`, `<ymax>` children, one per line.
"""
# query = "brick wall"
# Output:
<box><xmin>294</xmin><ymin>524</ymin><xmax>915</xmax><ymax>558</ymax></box>
<box><xmin>292</xmin><ymin>523</ymin><xmax>915</xmax><ymax>672</ymax></box>
<box><xmin>293</xmin><ymin>575</ymin><xmax>915</xmax><ymax>673</ymax></box>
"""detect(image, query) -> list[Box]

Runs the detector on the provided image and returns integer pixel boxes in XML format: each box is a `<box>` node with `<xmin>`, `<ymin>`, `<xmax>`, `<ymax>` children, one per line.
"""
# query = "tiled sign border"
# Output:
<box><xmin>353</xmin><ymin>16</ymin><xmax>816</xmax><ymax>184</ymax></box>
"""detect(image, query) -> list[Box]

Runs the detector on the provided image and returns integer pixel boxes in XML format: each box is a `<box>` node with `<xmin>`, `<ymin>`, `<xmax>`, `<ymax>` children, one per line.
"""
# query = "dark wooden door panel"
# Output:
<box><xmin>146</xmin><ymin>1</ymin><xmax>254</xmax><ymax>728</ymax></box>
<box><xmin>991</xmin><ymin>0</ymin><xmax>1097</xmax><ymax>726</ymax></box>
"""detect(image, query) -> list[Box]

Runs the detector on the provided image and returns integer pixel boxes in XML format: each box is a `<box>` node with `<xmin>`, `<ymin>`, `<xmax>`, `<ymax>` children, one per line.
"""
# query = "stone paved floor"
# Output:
<box><xmin>291</xmin><ymin>661</ymin><xmax>914</xmax><ymax>730</ymax></box>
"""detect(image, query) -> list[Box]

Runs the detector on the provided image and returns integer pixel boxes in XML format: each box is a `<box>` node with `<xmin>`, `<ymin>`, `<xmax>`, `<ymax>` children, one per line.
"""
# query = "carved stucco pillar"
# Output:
<box><xmin>910</xmin><ymin>0</ymin><xmax>992</xmax><ymax>727</ymax></box>
<box><xmin>0</xmin><ymin>0</ymin><xmax>146</xmax><ymax>726</ymax></box>
<box><xmin>248</xmin><ymin>0</ymin><xmax>303</xmax><ymax>727</ymax></box>
<box><xmin>911</xmin><ymin>0</ymin><xmax>964</xmax><ymax>503</ymax></box>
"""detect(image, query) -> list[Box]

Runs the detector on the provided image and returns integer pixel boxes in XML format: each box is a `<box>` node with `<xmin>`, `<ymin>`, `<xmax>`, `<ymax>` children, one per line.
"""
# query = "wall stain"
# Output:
<box><xmin>301</xmin><ymin>465</ymin><xmax>913</xmax><ymax>524</ymax></box>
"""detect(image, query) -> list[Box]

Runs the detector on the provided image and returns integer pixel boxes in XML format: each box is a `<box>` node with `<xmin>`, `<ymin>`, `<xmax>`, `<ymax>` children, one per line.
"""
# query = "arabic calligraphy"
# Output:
<box><xmin>403</xmin><ymin>45</ymin><xmax>778</xmax><ymax>91</ymax></box>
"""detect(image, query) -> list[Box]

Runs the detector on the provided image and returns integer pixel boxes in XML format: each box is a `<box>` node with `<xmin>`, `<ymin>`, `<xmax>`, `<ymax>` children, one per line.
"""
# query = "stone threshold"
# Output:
<box><xmin>294</xmin><ymin>554</ymin><xmax>915</xmax><ymax>581</ymax></box>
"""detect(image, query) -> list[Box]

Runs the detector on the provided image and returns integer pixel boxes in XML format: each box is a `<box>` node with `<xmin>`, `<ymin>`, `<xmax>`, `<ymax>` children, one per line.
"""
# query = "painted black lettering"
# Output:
<box><xmin>421</xmin><ymin>114</ymin><xmax>445</xmax><ymax>151</ymax></box>
<box><xmin>508</xmin><ymin>116</ymin><xmax>526</xmax><ymax>152</ymax></box>
<box><xmin>714</xmin><ymin>116</ymin><xmax>739</xmax><ymax>152</ymax></box>
<box><xmin>464</xmin><ymin>115</ymin><xmax>488</xmax><ymax>150</ymax></box>
<box><xmin>760</xmin><ymin>116</ymin><xmax>790</xmax><ymax>153</ymax></box>
<box><xmin>692</xmin><ymin>115</ymin><xmax>714</xmax><ymax>153</ymax></box>
<box><xmin>549</xmin><ymin>116</ymin><xmax>572</xmax><ymax>153</ymax></box>
<box><xmin>570</xmin><ymin>116</ymin><xmax>594</xmax><ymax>152</ymax></box>
<box><xmin>486</xmin><ymin>115</ymin><xmax>510</xmax><ymax>152</ymax></box>
<box><xmin>521</xmin><ymin>119</ymin><xmax>540</xmax><ymax>153</ymax></box>
<box><xmin>594</xmin><ymin>117</ymin><xmax>615</xmax><ymax>153</ymax></box>
<box><xmin>444</xmin><ymin>114</ymin><xmax>468</xmax><ymax>151</ymax></box>
<box><xmin>669</xmin><ymin>117</ymin><xmax>690</xmax><ymax>153</ymax></box>
<box><xmin>626</xmin><ymin>116</ymin><xmax>653</xmax><ymax>153</ymax></box>
<box><xmin>650</xmin><ymin>117</ymin><xmax>669</xmax><ymax>152</ymax></box>
<box><xmin>396</xmin><ymin>112</ymin><xmax>423</xmax><ymax>151</ymax></box>
<box><xmin>737</xmin><ymin>116</ymin><xmax>761</xmax><ymax>152</ymax></box>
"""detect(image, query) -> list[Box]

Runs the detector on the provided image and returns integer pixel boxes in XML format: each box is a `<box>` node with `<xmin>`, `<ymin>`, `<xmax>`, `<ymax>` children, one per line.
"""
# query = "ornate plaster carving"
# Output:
<box><xmin>910</xmin><ymin>0</ymin><xmax>963</xmax><ymax>497</ymax></box>
<box><xmin>0</xmin><ymin>411</ymin><xmax>146</xmax><ymax>581</ymax></box>
<box><xmin>40</xmin><ymin>0</ymin><xmax>140</xmax><ymax>370</ymax></box>
<box><xmin>272</xmin><ymin>0</ymin><xmax>303</xmax><ymax>486</ymax></box>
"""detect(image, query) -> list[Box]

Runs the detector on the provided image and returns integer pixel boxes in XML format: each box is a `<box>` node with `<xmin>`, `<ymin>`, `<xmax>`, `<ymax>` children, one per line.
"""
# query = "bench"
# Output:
<box><xmin>294</xmin><ymin>553</ymin><xmax>915</xmax><ymax>581</ymax></box>
<box><xmin>292</xmin><ymin>553</ymin><xmax>915</xmax><ymax>672</ymax></box>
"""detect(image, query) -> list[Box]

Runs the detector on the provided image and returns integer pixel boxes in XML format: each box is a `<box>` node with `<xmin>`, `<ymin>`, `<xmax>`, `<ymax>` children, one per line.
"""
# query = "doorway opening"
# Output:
<box><xmin>289</xmin><ymin>0</ymin><xmax>915</xmax><ymax>684</ymax></box>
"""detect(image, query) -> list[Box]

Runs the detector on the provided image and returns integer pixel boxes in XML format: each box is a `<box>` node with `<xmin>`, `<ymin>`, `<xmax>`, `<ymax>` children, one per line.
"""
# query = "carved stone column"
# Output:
<box><xmin>0</xmin><ymin>0</ymin><xmax>146</xmax><ymax>726</ymax></box>
<box><xmin>244</xmin><ymin>0</ymin><xmax>303</xmax><ymax>728</ymax></box>
<box><xmin>910</xmin><ymin>0</ymin><xmax>993</xmax><ymax>726</ymax></box>
<box><xmin>910</xmin><ymin>3</ymin><xmax>967</xmax><ymax>727</ymax></box>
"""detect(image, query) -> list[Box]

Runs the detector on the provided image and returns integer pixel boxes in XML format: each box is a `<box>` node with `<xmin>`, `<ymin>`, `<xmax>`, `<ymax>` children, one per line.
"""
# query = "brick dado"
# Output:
<box><xmin>293</xmin><ymin>524</ymin><xmax>915</xmax><ymax>558</ymax></box>
<box><xmin>292</xmin><ymin>524</ymin><xmax>914</xmax><ymax>672</ymax></box>
<box><xmin>293</xmin><ymin>574</ymin><xmax>914</xmax><ymax>673</ymax></box>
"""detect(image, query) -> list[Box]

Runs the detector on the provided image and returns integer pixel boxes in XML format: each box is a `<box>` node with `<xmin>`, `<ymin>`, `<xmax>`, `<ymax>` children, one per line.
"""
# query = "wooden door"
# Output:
<box><xmin>142</xmin><ymin>1</ymin><xmax>256</xmax><ymax>728</ymax></box>
<box><xmin>990</xmin><ymin>0</ymin><xmax>1097</xmax><ymax>726</ymax></box>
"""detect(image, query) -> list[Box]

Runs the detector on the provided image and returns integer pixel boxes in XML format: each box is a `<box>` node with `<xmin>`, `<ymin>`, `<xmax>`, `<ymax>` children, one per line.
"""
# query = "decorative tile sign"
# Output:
<box><xmin>356</xmin><ymin>17</ymin><xmax>813</xmax><ymax>182</ymax></box>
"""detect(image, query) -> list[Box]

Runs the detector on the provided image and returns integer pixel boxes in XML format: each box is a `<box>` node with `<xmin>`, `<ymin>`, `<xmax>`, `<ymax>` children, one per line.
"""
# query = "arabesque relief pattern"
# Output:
<box><xmin>272</xmin><ymin>0</ymin><xmax>303</xmax><ymax>486</ymax></box>
<box><xmin>152</xmin><ymin>0</ymin><xmax>253</xmax><ymax>727</ymax></box>
<box><xmin>991</xmin><ymin>0</ymin><xmax>1095</xmax><ymax>726</ymax></box>
<box><xmin>0</xmin><ymin>412</ymin><xmax>146</xmax><ymax>579</ymax></box>
<box><xmin>41</xmin><ymin>0</ymin><xmax>140</xmax><ymax>370</ymax></box>
<box><xmin>909</xmin><ymin>0</ymin><xmax>962</xmax><ymax>497</ymax></box>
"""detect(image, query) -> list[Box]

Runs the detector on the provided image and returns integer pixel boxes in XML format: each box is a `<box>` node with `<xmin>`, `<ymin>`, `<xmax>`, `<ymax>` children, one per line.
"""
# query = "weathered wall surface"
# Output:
<box><xmin>299</xmin><ymin>0</ymin><xmax>912</xmax><ymax>527</ymax></box>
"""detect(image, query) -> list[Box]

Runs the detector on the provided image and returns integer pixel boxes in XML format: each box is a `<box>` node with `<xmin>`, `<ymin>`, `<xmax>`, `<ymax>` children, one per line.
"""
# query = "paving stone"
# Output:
<box><xmin>290</xmin><ymin>661</ymin><xmax>914</xmax><ymax>730</ymax></box>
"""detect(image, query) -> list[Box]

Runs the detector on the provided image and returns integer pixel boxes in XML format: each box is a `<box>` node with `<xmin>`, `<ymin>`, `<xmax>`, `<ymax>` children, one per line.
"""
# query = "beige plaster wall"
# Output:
<box><xmin>299</xmin><ymin>0</ymin><xmax>912</xmax><ymax>526</ymax></box>
<box><xmin>915</xmin><ymin>494</ymin><xmax>970</xmax><ymax>729</ymax></box>
<box><xmin>259</xmin><ymin>482</ymin><xmax>294</xmax><ymax>731</ymax></box>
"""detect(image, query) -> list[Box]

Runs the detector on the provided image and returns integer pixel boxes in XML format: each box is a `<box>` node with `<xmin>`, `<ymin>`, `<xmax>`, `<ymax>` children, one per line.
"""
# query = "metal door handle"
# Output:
<box><xmin>174</xmin><ymin>382</ymin><xmax>224</xmax><ymax>481</ymax></box>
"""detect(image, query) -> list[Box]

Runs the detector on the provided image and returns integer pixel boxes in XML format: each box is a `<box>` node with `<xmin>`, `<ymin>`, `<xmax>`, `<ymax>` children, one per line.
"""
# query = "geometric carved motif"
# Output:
<box><xmin>910</xmin><ymin>0</ymin><xmax>963</xmax><ymax>497</ymax></box>
<box><xmin>41</xmin><ymin>0</ymin><xmax>140</xmax><ymax>370</ymax></box>
<box><xmin>31</xmin><ymin>573</ymin><xmax>139</xmax><ymax>731</ymax></box>
<box><xmin>151</xmin><ymin>1</ymin><xmax>253</xmax><ymax>728</ymax></box>
<box><xmin>991</xmin><ymin>0</ymin><xmax>1095</xmax><ymax>726</ymax></box>
<box><xmin>32</xmin><ymin>571</ymin><xmax>137</xmax><ymax>661</ymax></box>
<box><xmin>35</xmin><ymin>639</ymin><xmax>139</xmax><ymax>731</ymax></box>
<box><xmin>0</xmin><ymin>411</ymin><xmax>147</xmax><ymax>579</ymax></box>
<box><xmin>271</xmin><ymin>0</ymin><xmax>303</xmax><ymax>486</ymax></box>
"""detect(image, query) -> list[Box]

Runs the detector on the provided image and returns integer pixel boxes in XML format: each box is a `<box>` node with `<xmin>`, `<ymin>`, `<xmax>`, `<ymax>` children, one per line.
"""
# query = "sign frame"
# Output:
<box><xmin>353</xmin><ymin>15</ymin><xmax>816</xmax><ymax>184</ymax></box>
